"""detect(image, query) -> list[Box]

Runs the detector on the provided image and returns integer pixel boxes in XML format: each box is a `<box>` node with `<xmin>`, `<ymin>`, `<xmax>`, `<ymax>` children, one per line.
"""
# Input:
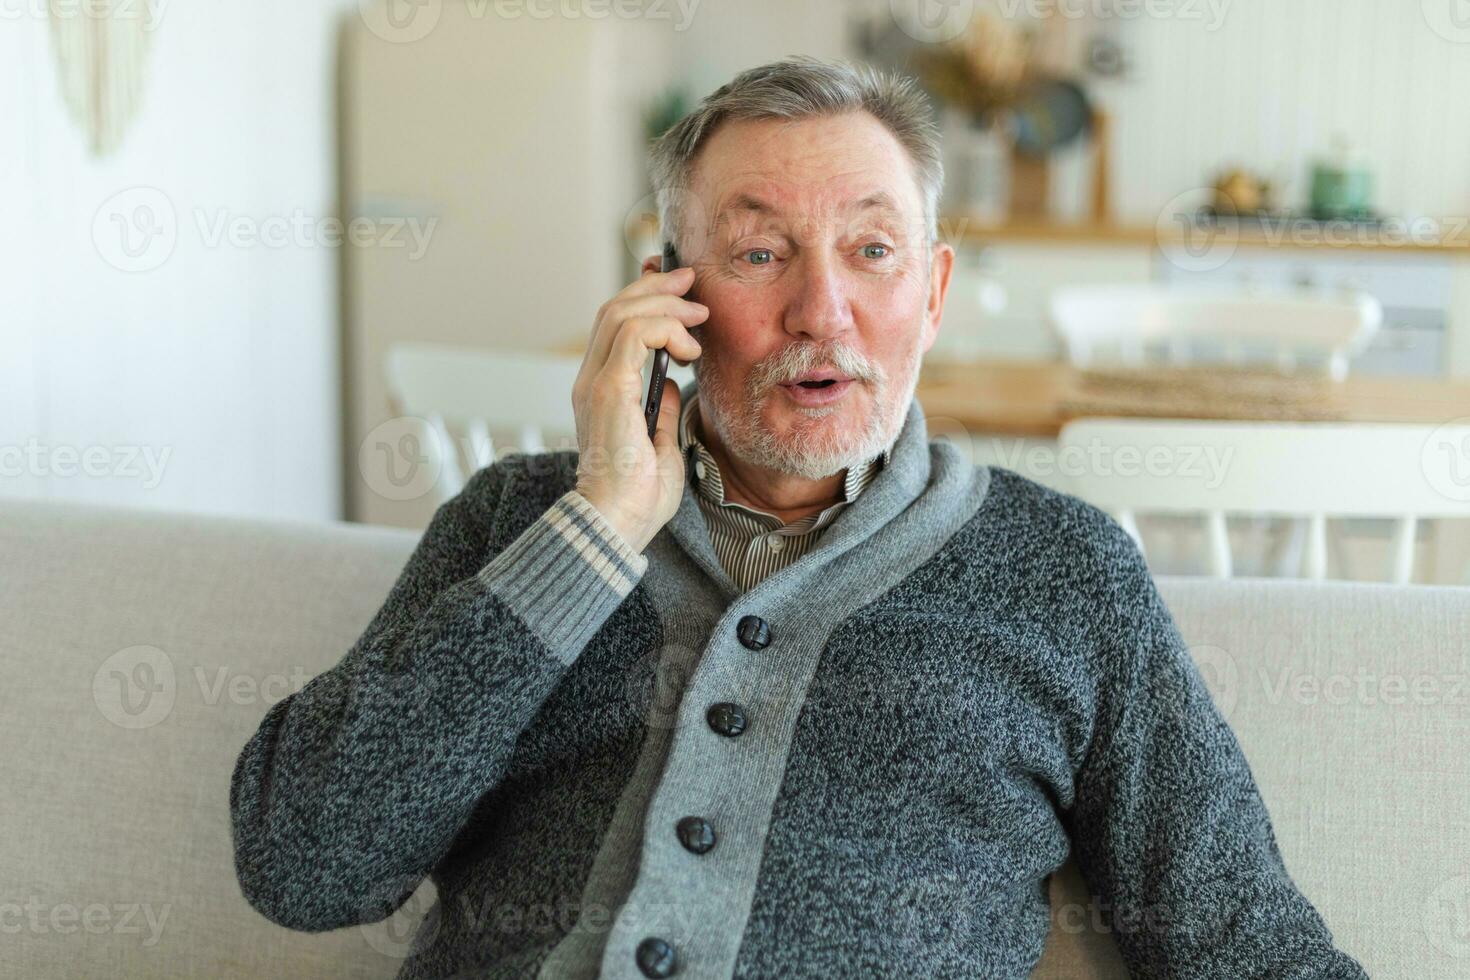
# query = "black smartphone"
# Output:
<box><xmin>643</xmin><ymin>241</ymin><xmax>685</xmax><ymax>441</ymax></box>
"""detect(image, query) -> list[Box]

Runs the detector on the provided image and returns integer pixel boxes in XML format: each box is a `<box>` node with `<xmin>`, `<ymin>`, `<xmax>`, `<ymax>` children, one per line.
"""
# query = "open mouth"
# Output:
<box><xmin>778</xmin><ymin>375</ymin><xmax>856</xmax><ymax>405</ymax></box>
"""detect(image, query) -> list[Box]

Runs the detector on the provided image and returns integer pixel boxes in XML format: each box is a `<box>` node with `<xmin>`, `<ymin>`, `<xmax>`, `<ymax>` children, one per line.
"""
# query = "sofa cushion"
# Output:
<box><xmin>1</xmin><ymin>500</ymin><xmax>420</xmax><ymax>979</ymax></box>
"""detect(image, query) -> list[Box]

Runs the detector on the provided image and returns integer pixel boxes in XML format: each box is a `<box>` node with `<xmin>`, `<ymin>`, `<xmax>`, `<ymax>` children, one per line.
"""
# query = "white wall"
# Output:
<box><xmin>850</xmin><ymin>0</ymin><xmax>1470</xmax><ymax>223</ymax></box>
<box><xmin>1070</xmin><ymin>0</ymin><xmax>1470</xmax><ymax>223</ymax></box>
<box><xmin>670</xmin><ymin>0</ymin><xmax>855</xmax><ymax>93</ymax></box>
<box><xmin>1</xmin><ymin>0</ymin><xmax>351</xmax><ymax>521</ymax></box>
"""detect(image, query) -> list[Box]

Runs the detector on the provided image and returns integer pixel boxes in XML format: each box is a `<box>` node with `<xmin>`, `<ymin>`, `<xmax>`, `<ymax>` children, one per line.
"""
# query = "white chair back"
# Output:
<box><xmin>384</xmin><ymin>343</ymin><xmax>585</xmax><ymax>502</ymax></box>
<box><xmin>1050</xmin><ymin>285</ymin><xmax>1382</xmax><ymax>380</ymax></box>
<box><xmin>1058</xmin><ymin>417</ymin><xmax>1470</xmax><ymax>583</ymax></box>
<box><xmin>384</xmin><ymin>342</ymin><xmax>696</xmax><ymax>504</ymax></box>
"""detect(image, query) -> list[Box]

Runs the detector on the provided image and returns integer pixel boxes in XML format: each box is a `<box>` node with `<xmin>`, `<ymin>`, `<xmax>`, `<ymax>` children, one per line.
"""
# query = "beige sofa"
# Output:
<box><xmin>3</xmin><ymin>497</ymin><xmax>1467</xmax><ymax>979</ymax></box>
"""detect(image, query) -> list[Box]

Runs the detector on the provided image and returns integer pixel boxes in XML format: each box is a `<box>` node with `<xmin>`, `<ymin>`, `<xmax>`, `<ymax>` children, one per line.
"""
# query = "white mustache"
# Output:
<box><xmin>757</xmin><ymin>344</ymin><xmax>876</xmax><ymax>388</ymax></box>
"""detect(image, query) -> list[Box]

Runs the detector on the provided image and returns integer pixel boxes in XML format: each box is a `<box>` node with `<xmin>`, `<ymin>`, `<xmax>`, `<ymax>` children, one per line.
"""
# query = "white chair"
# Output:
<box><xmin>1058</xmin><ymin>417</ymin><xmax>1470</xmax><ymax>584</ymax></box>
<box><xmin>1050</xmin><ymin>285</ymin><xmax>1382</xmax><ymax>380</ymax></box>
<box><xmin>385</xmin><ymin>342</ymin><xmax>695</xmax><ymax>504</ymax></box>
<box><xmin>384</xmin><ymin>343</ymin><xmax>585</xmax><ymax>503</ymax></box>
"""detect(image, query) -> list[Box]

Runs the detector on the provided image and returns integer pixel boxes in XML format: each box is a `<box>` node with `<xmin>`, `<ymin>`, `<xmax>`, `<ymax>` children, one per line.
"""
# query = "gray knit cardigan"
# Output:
<box><xmin>229</xmin><ymin>393</ymin><xmax>1367</xmax><ymax>979</ymax></box>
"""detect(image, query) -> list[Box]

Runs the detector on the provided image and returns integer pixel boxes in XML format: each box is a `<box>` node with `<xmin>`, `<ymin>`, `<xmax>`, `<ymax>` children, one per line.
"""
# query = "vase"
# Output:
<box><xmin>942</xmin><ymin>109</ymin><xmax>1011</xmax><ymax>225</ymax></box>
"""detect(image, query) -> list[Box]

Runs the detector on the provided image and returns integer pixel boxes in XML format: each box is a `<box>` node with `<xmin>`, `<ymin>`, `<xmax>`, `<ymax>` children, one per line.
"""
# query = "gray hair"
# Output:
<box><xmin>648</xmin><ymin>56</ymin><xmax>943</xmax><ymax>263</ymax></box>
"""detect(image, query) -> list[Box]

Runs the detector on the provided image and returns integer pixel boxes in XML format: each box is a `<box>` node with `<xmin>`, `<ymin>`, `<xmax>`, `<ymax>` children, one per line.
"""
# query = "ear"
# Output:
<box><xmin>921</xmin><ymin>241</ymin><xmax>955</xmax><ymax>355</ymax></box>
<box><xmin>640</xmin><ymin>254</ymin><xmax>663</xmax><ymax>276</ymax></box>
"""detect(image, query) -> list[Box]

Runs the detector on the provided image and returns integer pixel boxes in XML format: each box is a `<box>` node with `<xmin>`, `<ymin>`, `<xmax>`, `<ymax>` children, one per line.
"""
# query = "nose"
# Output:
<box><xmin>783</xmin><ymin>248</ymin><xmax>855</xmax><ymax>343</ymax></box>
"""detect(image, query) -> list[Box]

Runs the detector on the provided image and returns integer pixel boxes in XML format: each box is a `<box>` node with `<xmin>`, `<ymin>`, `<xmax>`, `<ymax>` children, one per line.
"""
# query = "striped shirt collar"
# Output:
<box><xmin>677</xmin><ymin>387</ymin><xmax>890</xmax><ymax>525</ymax></box>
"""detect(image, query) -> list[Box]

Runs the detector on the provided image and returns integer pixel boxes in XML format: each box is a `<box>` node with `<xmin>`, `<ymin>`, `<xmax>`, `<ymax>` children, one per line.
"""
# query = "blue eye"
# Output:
<box><xmin>862</xmin><ymin>243</ymin><xmax>890</xmax><ymax>259</ymax></box>
<box><xmin>746</xmin><ymin>249</ymin><xmax>774</xmax><ymax>265</ymax></box>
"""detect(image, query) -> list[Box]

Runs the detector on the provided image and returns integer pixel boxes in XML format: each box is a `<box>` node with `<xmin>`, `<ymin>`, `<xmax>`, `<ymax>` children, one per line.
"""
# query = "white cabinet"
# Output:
<box><xmin>1153</xmin><ymin>247</ymin><xmax>1453</xmax><ymax>377</ymax></box>
<box><xmin>943</xmin><ymin>234</ymin><xmax>1461</xmax><ymax>379</ymax></box>
<box><xmin>937</xmin><ymin>242</ymin><xmax>1154</xmax><ymax>361</ymax></box>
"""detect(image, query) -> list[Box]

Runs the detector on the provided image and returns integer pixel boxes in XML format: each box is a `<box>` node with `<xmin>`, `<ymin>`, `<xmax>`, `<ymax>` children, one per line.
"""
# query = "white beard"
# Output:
<box><xmin>693</xmin><ymin>330</ymin><xmax>923</xmax><ymax>481</ymax></box>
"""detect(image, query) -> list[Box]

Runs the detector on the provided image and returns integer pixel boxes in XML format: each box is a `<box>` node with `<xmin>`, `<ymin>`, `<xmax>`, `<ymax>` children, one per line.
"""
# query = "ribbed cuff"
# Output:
<box><xmin>476</xmin><ymin>490</ymin><xmax>649</xmax><ymax>662</ymax></box>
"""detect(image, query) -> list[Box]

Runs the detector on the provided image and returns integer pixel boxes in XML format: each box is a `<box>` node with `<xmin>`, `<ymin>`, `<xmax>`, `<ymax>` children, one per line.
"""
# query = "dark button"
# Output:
<box><xmin>636</xmin><ymin>936</ymin><xmax>677</xmax><ymax>978</ymax></box>
<box><xmin>706</xmin><ymin>702</ymin><xmax>748</xmax><ymax>737</ymax></box>
<box><xmin>676</xmin><ymin>815</ymin><xmax>716</xmax><ymax>854</ymax></box>
<box><xmin>736</xmin><ymin>615</ymin><xmax>771</xmax><ymax>650</ymax></box>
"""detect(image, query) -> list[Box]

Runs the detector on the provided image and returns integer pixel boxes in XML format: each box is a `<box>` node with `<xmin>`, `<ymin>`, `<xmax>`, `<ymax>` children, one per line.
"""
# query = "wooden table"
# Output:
<box><xmin>915</xmin><ymin>358</ymin><xmax>1470</xmax><ymax>438</ymax></box>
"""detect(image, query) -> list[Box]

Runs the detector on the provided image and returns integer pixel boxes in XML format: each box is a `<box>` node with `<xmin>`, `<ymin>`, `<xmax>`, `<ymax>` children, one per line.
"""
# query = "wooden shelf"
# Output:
<box><xmin>942</xmin><ymin>216</ymin><xmax>1470</xmax><ymax>255</ymax></box>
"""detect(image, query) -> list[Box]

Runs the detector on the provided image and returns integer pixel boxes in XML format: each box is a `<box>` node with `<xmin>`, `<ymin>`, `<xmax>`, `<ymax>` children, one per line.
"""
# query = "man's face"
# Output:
<box><xmin>680</xmin><ymin>111</ymin><xmax>954</xmax><ymax>481</ymax></box>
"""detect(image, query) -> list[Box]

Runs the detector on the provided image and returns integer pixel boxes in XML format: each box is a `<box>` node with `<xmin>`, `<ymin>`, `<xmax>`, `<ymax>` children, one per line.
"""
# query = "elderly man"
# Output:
<box><xmin>230</xmin><ymin>57</ymin><xmax>1366</xmax><ymax>979</ymax></box>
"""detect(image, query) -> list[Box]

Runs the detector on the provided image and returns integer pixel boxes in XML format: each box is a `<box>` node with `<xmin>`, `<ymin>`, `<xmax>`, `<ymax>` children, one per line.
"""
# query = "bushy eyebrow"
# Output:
<box><xmin>849</xmin><ymin>192</ymin><xmax>906</xmax><ymax>225</ymax></box>
<box><xmin>720</xmin><ymin>192</ymin><xmax>774</xmax><ymax>218</ymax></box>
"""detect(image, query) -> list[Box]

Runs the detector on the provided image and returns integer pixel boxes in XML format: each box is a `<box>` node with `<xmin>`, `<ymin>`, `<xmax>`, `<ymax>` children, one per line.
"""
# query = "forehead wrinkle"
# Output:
<box><xmin>712</xmin><ymin>183</ymin><xmax>912</xmax><ymax>238</ymax></box>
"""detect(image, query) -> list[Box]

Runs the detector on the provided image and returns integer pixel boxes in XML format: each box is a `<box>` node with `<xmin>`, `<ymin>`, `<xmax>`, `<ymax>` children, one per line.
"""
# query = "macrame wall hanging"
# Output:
<box><xmin>47</xmin><ymin>1</ymin><xmax>157</xmax><ymax>156</ymax></box>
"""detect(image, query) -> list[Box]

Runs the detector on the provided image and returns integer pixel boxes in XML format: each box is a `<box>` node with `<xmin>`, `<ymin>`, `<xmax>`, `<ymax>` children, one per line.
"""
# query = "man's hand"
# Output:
<box><xmin>572</xmin><ymin>264</ymin><xmax>706</xmax><ymax>553</ymax></box>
